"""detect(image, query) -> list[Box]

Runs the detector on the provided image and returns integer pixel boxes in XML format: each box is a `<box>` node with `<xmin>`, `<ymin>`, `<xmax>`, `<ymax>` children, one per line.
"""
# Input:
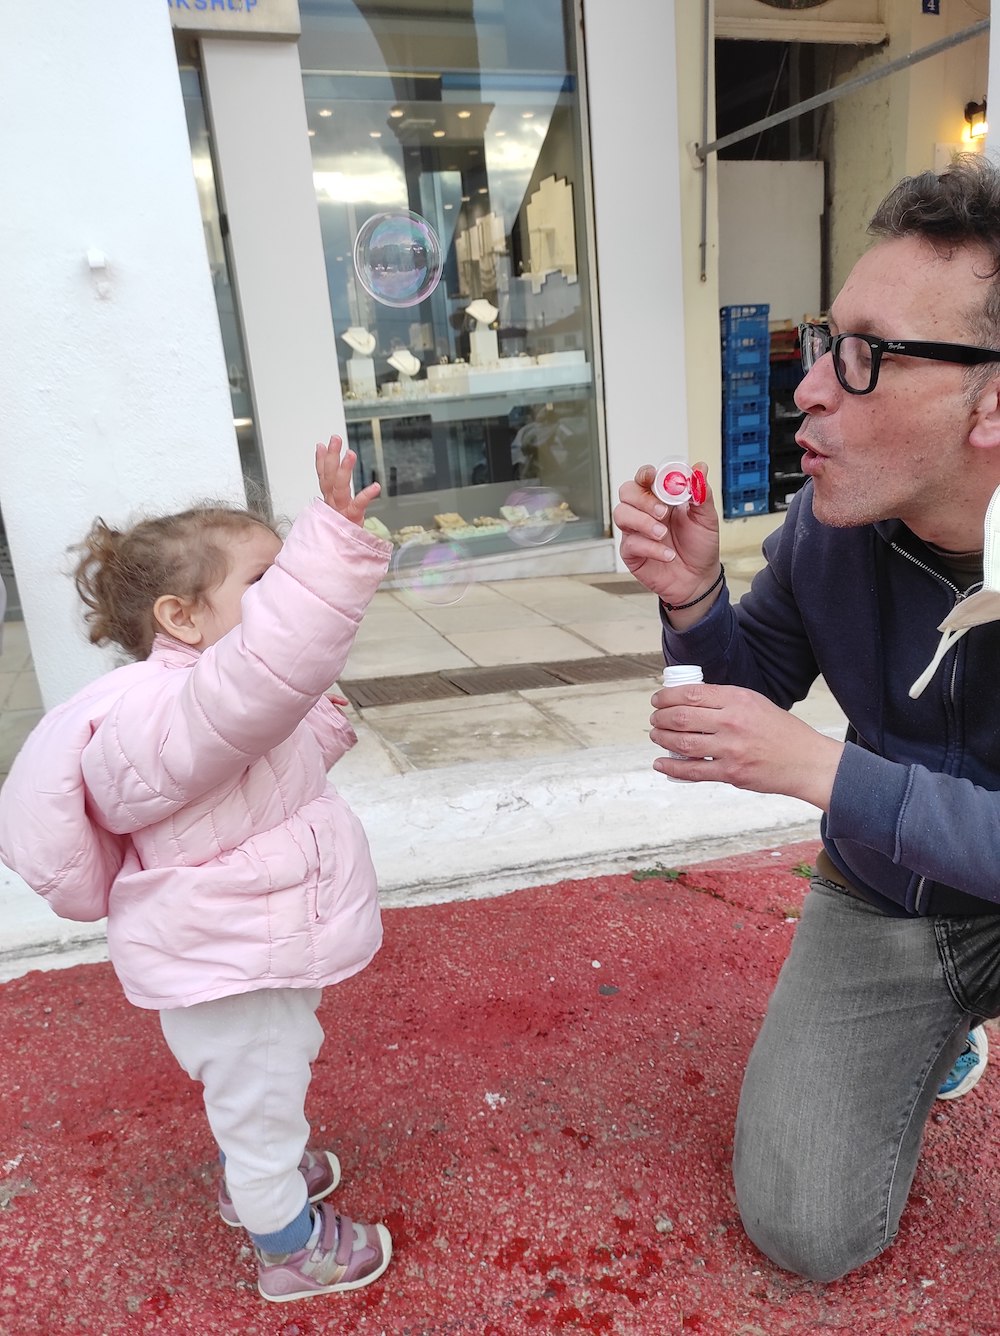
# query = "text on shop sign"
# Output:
<box><xmin>168</xmin><ymin>1</ymin><xmax>259</xmax><ymax>10</ymax></box>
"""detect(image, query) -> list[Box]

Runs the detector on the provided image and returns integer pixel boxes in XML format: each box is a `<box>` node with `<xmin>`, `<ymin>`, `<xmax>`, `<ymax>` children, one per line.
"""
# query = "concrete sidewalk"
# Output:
<box><xmin>0</xmin><ymin>558</ymin><xmax>845</xmax><ymax>980</ymax></box>
<box><xmin>2</xmin><ymin>839</ymin><xmax>995</xmax><ymax>1335</ymax></box>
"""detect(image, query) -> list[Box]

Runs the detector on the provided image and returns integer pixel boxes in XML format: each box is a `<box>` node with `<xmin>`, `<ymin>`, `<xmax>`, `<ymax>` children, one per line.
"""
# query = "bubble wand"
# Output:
<box><xmin>651</xmin><ymin>460</ymin><xmax>707</xmax><ymax>507</ymax></box>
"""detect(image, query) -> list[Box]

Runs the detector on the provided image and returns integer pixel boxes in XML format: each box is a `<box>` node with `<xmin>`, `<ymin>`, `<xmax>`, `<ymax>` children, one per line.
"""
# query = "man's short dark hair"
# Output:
<box><xmin>868</xmin><ymin>153</ymin><xmax>1000</xmax><ymax>353</ymax></box>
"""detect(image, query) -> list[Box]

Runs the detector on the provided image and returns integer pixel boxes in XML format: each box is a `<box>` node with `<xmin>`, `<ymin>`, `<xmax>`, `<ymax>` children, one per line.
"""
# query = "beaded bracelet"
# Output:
<box><xmin>661</xmin><ymin>564</ymin><xmax>725</xmax><ymax>613</ymax></box>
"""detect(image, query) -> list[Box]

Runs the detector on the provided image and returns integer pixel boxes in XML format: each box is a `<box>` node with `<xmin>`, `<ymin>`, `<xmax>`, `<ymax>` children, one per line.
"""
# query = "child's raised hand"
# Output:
<box><xmin>315</xmin><ymin>436</ymin><xmax>381</xmax><ymax>526</ymax></box>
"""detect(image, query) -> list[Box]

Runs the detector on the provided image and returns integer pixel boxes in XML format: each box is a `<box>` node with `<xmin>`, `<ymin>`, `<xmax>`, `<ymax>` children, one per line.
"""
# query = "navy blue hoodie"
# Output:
<box><xmin>662</xmin><ymin>481</ymin><xmax>1000</xmax><ymax>917</ymax></box>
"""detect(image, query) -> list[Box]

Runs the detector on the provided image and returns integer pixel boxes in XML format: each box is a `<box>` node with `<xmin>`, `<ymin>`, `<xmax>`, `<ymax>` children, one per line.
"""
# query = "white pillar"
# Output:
<box><xmin>0</xmin><ymin>2</ymin><xmax>244</xmax><ymax>708</ymax></box>
<box><xmin>583</xmin><ymin>0</ymin><xmax>689</xmax><ymax>560</ymax></box>
<box><xmin>200</xmin><ymin>39</ymin><xmax>346</xmax><ymax>523</ymax></box>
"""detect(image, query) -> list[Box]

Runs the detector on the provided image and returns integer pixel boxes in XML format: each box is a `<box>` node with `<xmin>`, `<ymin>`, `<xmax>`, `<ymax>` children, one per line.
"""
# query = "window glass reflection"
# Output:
<box><xmin>300</xmin><ymin>1</ymin><xmax>604</xmax><ymax>557</ymax></box>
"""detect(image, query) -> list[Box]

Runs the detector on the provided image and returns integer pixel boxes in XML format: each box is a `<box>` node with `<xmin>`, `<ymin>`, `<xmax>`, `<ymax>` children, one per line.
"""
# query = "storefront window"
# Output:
<box><xmin>299</xmin><ymin>1</ymin><xmax>605</xmax><ymax>559</ymax></box>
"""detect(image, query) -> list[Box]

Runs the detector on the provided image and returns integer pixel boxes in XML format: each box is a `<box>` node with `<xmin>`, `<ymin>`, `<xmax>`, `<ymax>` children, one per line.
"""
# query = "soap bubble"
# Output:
<box><xmin>353</xmin><ymin>211</ymin><xmax>443</xmax><ymax>308</ymax></box>
<box><xmin>502</xmin><ymin>485</ymin><xmax>568</xmax><ymax>548</ymax></box>
<box><xmin>391</xmin><ymin>537</ymin><xmax>470</xmax><ymax>605</ymax></box>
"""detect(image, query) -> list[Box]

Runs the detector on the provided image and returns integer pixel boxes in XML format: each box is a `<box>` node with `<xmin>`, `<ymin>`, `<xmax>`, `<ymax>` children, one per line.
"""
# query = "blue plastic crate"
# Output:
<box><xmin>723</xmin><ymin>398</ymin><xmax>768</xmax><ymax>431</ymax></box>
<box><xmin>724</xmin><ymin>368</ymin><xmax>769</xmax><ymax>400</ymax></box>
<box><xmin>723</xmin><ymin>429</ymin><xmax>769</xmax><ymax>460</ymax></box>
<box><xmin>720</xmin><ymin>304</ymin><xmax>769</xmax><ymax>337</ymax></box>
<box><xmin>722</xmin><ymin>342</ymin><xmax>769</xmax><ymax>373</ymax></box>
<box><xmin>724</xmin><ymin>454</ymin><xmax>769</xmax><ymax>484</ymax></box>
<box><xmin>723</xmin><ymin>458</ymin><xmax>769</xmax><ymax>491</ymax></box>
<box><xmin>721</xmin><ymin>305</ymin><xmax>770</xmax><ymax>381</ymax></box>
<box><xmin>723</xmin><ymin>484</ymin><xmax>769</xmax><ymax>519</ymax></box>
<box><xmin>723</xmin><ymin>319</ymin><xmax>768</xmax><ymax>343</ymax></box>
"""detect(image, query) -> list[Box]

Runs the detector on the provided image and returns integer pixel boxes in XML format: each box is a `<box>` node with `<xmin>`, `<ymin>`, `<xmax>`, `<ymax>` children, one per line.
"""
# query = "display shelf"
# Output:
<box><xmin>343</xmin><ymin>371</ymin><xmax>593</xmax><ymax>425</ymax></box>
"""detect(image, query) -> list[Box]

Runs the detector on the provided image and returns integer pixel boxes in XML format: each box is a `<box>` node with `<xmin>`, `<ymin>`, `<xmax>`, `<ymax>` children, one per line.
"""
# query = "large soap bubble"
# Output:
<box><xmin>353</xmin><ymin>211</ymin><xmax>443</xmax><ymax>309</ymax></box>
<box><xmin>501</xmin><ymin>485</ymin><xmax>569</xmax><ymax>548</ymax></box>
<box><xmin>391</xmin><ymin>537</ymin><xmax>470</xmax><ymax>605</ymax></box>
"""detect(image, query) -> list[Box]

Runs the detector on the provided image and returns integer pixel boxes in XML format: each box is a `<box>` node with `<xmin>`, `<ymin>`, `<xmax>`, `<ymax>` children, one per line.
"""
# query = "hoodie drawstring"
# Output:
<box><xmin>908</xmin><ymin>624</ymin><xmax>971</xmax><ymax>699</ymax></box>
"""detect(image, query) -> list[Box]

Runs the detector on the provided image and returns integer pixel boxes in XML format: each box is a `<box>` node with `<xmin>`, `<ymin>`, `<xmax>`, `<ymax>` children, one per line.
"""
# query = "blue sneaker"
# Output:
<box><xmin>937</xmin><ymin>1025</ymin><xmax>989</xmax><ymax>1101</ymax></box>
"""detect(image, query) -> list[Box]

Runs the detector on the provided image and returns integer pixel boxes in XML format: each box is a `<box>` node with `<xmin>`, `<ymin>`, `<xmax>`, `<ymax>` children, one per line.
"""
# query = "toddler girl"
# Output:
<box><xmin>0</xmin><ymin>439</ymin><xmax>394</xmax><ymax>1303</ymax></box>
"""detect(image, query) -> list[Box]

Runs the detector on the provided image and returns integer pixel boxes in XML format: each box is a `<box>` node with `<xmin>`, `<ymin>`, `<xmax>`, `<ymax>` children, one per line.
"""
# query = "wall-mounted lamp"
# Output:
<box><xmin>964</xmin><ymin>98</ymin><xmax>988</xmax><ymax>142</ymax></box>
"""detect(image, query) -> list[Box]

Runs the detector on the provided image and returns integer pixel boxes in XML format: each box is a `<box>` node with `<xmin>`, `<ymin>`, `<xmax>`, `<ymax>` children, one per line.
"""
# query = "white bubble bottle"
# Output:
<box><xmin>662</xmin><ymin>664</ymin><xmax>704</xmax><ymax>689</ymax></box>
<box><xmin>661</xmin><ymin>664</ymin><xmax>705</xmax><ymax>775</ymax></box>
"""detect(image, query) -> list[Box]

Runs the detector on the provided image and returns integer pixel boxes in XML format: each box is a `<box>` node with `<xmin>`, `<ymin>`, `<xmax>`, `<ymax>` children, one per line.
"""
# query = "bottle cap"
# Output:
<box><xmin>662</xmin><ymin>664</ymin><xmax>704</xmax><ymax>686</ymax></box>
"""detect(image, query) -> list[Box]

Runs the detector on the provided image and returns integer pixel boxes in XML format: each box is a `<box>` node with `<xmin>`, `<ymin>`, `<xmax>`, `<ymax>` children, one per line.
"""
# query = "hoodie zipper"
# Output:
<box><xmin>888</xmin><ymin>541</ymin><xmax>982</xmax><ymax>603</ymax></box>
<box><xmin>888</xmin><ymin>543</ymin><xmax>981</xmax><ymax>914</ymax></box>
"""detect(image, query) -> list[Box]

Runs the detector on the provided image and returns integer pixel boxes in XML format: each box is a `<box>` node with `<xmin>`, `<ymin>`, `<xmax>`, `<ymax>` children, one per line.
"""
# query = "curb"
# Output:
<box><xmin>0</xmin><ymin>741</ymin><xmax>829</xmax><ymax>982</ymax></box>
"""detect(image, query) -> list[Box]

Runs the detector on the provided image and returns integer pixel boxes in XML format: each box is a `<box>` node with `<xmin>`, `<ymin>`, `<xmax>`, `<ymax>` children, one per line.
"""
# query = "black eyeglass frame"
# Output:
<box><xmin>797</xmin><ymin>321</ymin><xmax>1000</xmax><ymax>396</ymax></box>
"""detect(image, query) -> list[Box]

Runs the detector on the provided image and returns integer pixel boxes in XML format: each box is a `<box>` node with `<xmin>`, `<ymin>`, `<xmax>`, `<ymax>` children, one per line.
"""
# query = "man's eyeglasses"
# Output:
<box><xmin>798</xmin><ymin>321</ymin><xmax>1000</xmax><ymax>396</ymax></box>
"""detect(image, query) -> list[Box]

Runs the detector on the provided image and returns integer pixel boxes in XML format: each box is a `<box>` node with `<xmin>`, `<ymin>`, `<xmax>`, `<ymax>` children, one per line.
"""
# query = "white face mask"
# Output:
<box><xmin>909</xmin><ymin>482</ymin><xmax>1000</xmax><ymax>699</ymax></box>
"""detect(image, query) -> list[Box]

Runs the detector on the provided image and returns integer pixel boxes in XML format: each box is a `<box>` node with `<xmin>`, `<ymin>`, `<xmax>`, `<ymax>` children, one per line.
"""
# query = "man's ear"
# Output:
<box><xmin>153</xmin><ymin>593</ymin><xmax>204</xmax><ymax>646</ymax></box>
<box><xmin>969</xmin><ymin>375</ymin><xmax>1000</xmax><ymax>450</ymax></box>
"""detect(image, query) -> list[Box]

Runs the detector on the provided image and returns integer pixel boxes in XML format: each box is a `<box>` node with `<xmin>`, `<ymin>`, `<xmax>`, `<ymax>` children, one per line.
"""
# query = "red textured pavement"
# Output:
<box><xmin>2</xmin><ymin>838</ymin><xmax>998</xmax><ymax>1335</ymax></box>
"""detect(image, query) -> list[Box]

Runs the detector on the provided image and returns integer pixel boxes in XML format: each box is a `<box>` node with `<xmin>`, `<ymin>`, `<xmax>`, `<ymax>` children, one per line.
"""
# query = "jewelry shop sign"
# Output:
<box><xmin>168</xmin><ymin>0</ymin><xmax>300</xmax><ymax>39</ymax></box>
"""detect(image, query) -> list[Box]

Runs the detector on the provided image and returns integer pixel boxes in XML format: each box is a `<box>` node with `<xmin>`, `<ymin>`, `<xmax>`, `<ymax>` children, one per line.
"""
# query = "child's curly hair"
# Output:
<box><xmin>73</xmin><ymin>505</ymin><xmax>280</xmax><ymax>660</ymax></box>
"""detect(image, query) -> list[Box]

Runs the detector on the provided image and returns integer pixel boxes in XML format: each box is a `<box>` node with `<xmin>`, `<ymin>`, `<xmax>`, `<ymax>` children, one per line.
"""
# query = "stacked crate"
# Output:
<box><xmin>768</xmin><ymin>324</ymin><xmax>806</xmax><ymax>511</ymax></box>
<box><xmin>720</xmin><ymin>304</ymin><xmax>770</xmax><ymax>518</ymax></box>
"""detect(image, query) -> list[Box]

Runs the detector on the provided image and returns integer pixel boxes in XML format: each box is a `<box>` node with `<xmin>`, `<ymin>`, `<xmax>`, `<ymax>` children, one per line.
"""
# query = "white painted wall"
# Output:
<box><xmin>718</xmin><ymin>161</ymin><xmax>824</xmax><ymax>324</ymax></box>
<box><xmin>583</xmin><ymin>0</ymin><xmax>690</xmax><ymax>563</ymax></box>
<box><xmin>903</xmin><ymin>7</ymin><xmax>990</xmax><ymax>180</ymax></box>
<box><xmin>0</xmin><ymin>2</ymin><xmax>244</xmax><ymax>708</ymax></box>
<box><xmin>826</xmin><ymin>5</ymin><xmax>991</xmax><ymax>301</ymax></box>
<box><xmin>201</xmin><ymin>40</ymin><xmax>347</xmax><ymax>524</ymax></box>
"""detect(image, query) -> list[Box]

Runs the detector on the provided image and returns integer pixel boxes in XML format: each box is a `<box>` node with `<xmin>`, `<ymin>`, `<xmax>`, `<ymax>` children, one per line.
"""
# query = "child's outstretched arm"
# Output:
<box><xmin>315</xmin><ymin>435</ymin><xmax>381</xmax><ymax>526</ymax></box>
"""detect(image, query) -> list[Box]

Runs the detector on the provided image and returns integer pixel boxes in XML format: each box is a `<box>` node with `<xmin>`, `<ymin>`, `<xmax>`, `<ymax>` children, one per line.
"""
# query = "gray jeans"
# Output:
<box><xmin>734</xmin><ymin>879</ymin><xmax>1000</xmax><ymax>1282</ymax></box>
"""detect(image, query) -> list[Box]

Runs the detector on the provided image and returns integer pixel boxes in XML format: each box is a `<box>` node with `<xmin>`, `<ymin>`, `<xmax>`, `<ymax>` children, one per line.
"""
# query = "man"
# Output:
<box><xmin>614</xmin><ymin>154</ymin><xmax>1000</xmax><ymax>1282</ymax></box>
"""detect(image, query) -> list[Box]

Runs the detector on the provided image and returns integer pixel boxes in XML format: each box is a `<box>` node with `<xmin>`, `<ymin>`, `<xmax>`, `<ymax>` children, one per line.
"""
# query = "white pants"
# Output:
<box><xmin>159</xmin><ymin>987</ymin><xmax>323</xmax><ymax>1236</ymax></box>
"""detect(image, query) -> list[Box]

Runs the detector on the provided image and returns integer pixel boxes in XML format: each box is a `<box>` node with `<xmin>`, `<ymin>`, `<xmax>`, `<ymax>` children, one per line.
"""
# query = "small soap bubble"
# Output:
<box><xmin>391</xmin><ymin>537</ymin><xmax>470</xmax><ymax>605</ymax></box>
<box><xmin>502</xmin><ymin>485</ymin><xmax>567</xmax><ymax>548</ymax></box>
<box><xmin>353</xmin><ymin>211</ymin><xmax>443</xmax><ymax>308</ymax></box>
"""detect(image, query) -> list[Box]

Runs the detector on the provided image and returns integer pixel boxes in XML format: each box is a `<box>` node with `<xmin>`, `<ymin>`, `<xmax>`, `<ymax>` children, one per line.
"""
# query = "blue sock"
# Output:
<box><xmin>251</xmin><ymin>1201</ymin><xmax>313</xmax><ymax>1255</ymax></box>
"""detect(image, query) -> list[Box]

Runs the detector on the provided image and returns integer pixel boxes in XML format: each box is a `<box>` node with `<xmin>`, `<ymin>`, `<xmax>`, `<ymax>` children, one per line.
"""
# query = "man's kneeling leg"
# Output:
<box><xmin>733</xmin><ymin>882</ymin><xmax>969</xmax><ymax>1282</ymax></box>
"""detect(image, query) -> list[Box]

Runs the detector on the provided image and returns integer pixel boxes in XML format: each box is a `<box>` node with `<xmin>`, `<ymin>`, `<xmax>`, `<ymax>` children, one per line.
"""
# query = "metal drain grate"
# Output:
<box><xmin>340</xmin><ymin>672</ymin><xmax>466</xmax><ymax>709</ymax></box>
<box><xmin>443</xmin><ymin>664</ymin><xmax>563</xmax><ymax>694</ymax></box>
<box><xmin>543</xmin><ymin>655</ymin><xmax>659</xmax><ymax>685</ymax></box>
<box><xmin>630</xmin><ymin>652</ymin><xmax>669</xmax><ymax>673</ymax></box>
<box><xmin>340</xmin><ymin>652</ymin><xmax>664</xmax><ymax>709</ymax></box>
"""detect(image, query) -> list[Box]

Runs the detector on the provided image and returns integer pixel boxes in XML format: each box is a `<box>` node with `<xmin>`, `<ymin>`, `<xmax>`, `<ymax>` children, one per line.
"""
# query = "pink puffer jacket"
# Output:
<box><xmin>0</xmin><ymin>501</ymin><xmax>392</xmax><ymax>1009</ymax></box>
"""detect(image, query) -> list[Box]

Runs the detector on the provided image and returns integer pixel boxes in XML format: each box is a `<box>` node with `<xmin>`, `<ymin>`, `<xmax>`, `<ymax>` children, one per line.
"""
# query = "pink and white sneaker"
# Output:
<box><xmin>218</xmin><ymin>1148</ymin><xmax>342</xmax><ymax>1228</ymax></box>
<box><xmin>256</xmin><ymin>1202</ymin><xmax>392</xmax><ymax>1302</ymax></box>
